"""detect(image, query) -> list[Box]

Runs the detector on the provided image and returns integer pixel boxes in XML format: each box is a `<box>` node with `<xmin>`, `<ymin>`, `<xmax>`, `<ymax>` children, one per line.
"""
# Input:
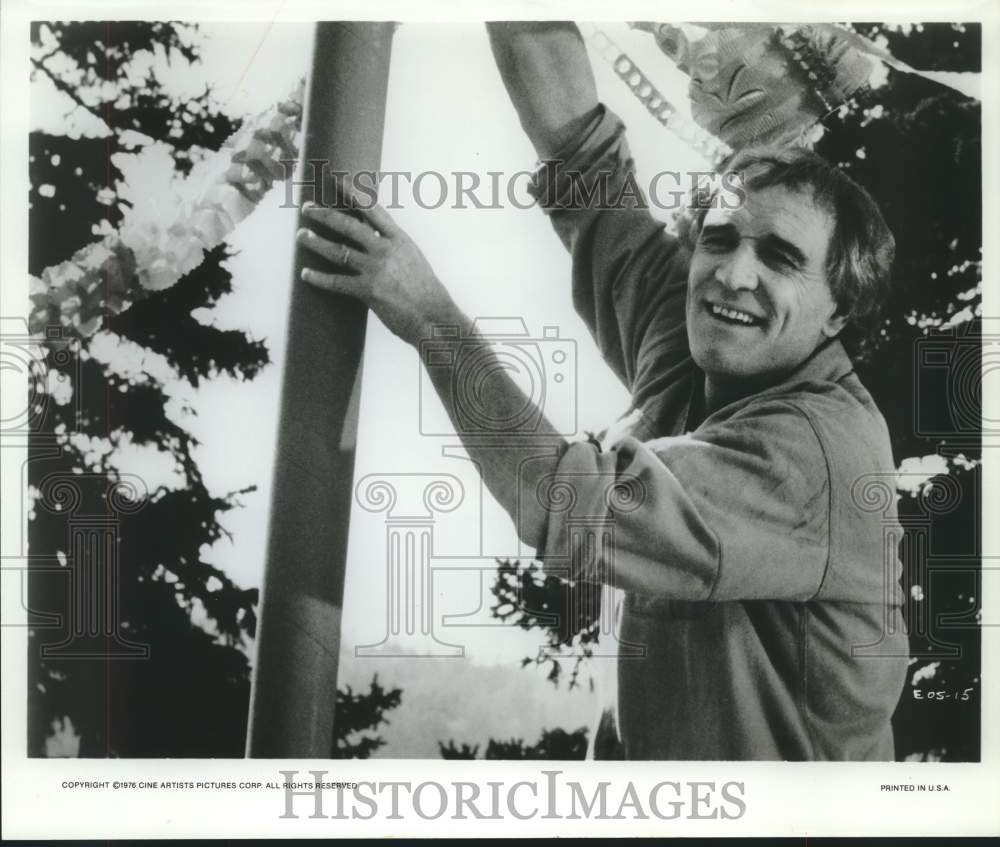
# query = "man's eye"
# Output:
<box><xmin>699</xmin><ymin>232</ymin><xmax>731</xmax><ymax>250</ymax></box>
<box><xmin>764</xmin><ymin>250</ymin><xmax>795</xmax><ymax>270</ymax></box>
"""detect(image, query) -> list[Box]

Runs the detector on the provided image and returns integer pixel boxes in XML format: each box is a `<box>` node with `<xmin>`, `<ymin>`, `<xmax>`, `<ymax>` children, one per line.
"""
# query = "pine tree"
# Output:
<box><xmin>819</xmin><ymin>23</ymin><xmax>982</xmax><ymax>763</ymax></box>
<box><xmin>439</xmin><ymin>727</ymin><xmax>589</xmax><ymax>760</ymax></box>
<box><xmin>27</xmin><ymin>20</ymin><xmax>399</xmax><ymax>758</ymax></box>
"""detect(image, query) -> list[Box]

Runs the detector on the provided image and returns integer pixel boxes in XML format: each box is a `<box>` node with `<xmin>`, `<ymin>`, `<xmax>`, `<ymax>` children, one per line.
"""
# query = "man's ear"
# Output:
<box><xmin>821</xmin><ymin>309</ymin><xmax>849</xmax><ymax>339</ymax></box>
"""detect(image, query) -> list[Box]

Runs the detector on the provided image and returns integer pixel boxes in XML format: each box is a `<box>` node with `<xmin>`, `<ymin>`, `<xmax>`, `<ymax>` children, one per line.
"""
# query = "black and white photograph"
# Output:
<box><xmin>1</xmin><ymin>0</ymin><xmax>997</xmax><ymax>838</ymax></box>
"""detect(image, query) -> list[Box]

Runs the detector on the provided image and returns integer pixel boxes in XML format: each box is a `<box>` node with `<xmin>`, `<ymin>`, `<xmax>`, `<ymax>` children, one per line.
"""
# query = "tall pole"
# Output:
<box><xmin>246</xmin><ymin>22</ymin><xmax>396</xmax><ymax>758</ymax></box>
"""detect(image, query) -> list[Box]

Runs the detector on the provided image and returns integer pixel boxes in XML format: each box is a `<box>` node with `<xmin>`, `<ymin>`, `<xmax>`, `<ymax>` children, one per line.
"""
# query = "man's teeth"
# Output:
<box><xmin>710</xmin><ymin>304</ymin><xmax>759</xmax><ymax>325</ymax></box>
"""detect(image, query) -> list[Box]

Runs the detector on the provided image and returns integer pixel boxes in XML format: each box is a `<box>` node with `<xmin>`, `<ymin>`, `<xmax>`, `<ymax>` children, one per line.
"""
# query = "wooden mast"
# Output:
<box><xmin>246</xmin><ymin>21</ymin><xmax>396</xmax><ymax>757</ymax></box>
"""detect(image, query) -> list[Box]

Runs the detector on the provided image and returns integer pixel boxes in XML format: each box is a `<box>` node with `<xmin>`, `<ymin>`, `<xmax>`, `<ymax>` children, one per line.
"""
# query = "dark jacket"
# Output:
<box><xmin>532</xmin><ymin>104</ymin><xmax>908</xmax><ymax>760</ymax></box>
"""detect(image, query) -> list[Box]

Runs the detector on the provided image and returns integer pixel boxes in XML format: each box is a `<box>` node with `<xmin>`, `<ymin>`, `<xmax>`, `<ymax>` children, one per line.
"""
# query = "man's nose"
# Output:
<box><xmin>714</xmin><ymin>242</ymin><xmax>758</xmax><ymax>292</ymax></box>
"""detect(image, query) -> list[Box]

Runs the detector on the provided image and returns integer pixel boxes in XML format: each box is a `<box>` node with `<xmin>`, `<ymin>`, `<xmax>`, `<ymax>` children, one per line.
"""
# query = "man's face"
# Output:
<box><xmin>686</xmin><ymin>184</ymin><xmax>847</xmax><ymax>385</ymax></box>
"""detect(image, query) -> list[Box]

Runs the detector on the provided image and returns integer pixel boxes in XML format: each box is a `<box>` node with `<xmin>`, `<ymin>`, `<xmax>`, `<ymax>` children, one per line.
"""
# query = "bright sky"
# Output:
<box><xmin>33</xmin><ymin>20</ymin><xmax>708</xmax><ymax>664</ymax></box>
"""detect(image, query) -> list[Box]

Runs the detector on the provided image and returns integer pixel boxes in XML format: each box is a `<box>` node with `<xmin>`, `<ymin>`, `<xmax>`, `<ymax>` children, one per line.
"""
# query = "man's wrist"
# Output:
<box><xmin>405</xmin><ymin>290</ymin><xmax>470</xmax><ymax>349</ymax></box>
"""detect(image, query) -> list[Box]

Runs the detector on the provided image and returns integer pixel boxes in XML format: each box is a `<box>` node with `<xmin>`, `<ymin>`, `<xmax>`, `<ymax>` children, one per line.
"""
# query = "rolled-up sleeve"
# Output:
<box><xmin>537</xmin><ymin>398</ymin><xmax>833</xmax><ymax>602</ymax></box>
<box><xmin>528</xmin><ymin>105</ymin><xmax>691</xmax><ymax>405</ymax></box>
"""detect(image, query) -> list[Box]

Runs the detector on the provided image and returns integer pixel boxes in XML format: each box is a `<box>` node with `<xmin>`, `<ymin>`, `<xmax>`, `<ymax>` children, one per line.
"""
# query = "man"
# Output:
<box><xmin>296</xmin><ymin>22</ymin><xmax>908</xmax><ymax>760</ymax></box>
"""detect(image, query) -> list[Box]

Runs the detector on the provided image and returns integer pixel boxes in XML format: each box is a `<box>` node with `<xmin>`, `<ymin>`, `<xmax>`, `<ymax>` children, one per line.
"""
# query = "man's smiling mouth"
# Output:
<box><xmin>707</xmin><ymin>302</ymin><xmax>765</xmax><ymax>327</ymax></box>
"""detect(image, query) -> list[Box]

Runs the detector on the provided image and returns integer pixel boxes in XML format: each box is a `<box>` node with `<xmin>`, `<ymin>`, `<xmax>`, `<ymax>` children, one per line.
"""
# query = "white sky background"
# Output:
<box><xmin>33</xmin><ymin>21</ymin><xmax>707</xmax><ymax>664</ymax></box>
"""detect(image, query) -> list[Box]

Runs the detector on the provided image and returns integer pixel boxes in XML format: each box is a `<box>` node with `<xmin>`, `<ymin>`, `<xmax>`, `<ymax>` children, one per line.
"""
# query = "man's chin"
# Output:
<box><xmin>690</xmin><ymin>344</ymin><xmax>763</xmax><ymax>380</ymax></box>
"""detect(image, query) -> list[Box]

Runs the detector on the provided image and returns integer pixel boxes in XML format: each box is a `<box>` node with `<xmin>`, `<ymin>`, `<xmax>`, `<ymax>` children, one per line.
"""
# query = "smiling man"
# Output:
<box><xmin>297</xmin><ymin>22</ymin><xmax>909</xmax><ymax>760</ymax></box>
<box><xmin>689</xmin><ymin>184</ymin><xmax>845</xmax><ymax>390</ymax></box>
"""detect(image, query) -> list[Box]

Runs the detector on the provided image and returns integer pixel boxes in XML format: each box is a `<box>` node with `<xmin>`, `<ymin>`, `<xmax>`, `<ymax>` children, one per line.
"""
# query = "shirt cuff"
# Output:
<box><xmin>534</xmin><ymin>439</ymin><xmax>621</xmax><ymax>583</ymax></box>
<box><xmin>527</xmin><ymin>103</ymin><xmax>632</xmax><ymax>214</ymax></box>
<box><xmin>536</xmin><ymin>433</ymin><xmax>723</xmax><ymax>601</ymax></box>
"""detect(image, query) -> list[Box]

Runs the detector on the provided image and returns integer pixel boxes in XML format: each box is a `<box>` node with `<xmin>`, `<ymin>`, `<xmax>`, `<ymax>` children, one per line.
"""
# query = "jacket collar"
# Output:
<box><xmin>685</xmin><ymin>338</ymin><xmax>855</xmax><ymax>431</ymax></box>
<box><xmin>780</xmin><ymin>336</ymin><xmax>855</xmax><ymax>388</ymax></box>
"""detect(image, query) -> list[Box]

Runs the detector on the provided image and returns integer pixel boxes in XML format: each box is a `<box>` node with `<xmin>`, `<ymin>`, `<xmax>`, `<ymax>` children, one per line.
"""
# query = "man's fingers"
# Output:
<box><xmin>341</xmin><ymin>185</ymin><xmax>399</xmax><ymax>238</ymax></box>
<box><xmin>353</xmin><ymin>200</ymin><xmax>399</xmax><ymax>239</ymax></box>
<box><xmin>300</xmin><ymin>267</ymin><xmax>358</xmax><ymax>297</ymax></box>
<box><xmin>296</xmin><ymin>226</ymin><xmax>369</xmax><ymax>270</ymax></box>
<box><xmin>301</xmin><ymin>204</ymin><xmax>379</xmax><ymax>250</ymax></box>
<box><xmin>327</xmin><ymin>174</ymin><xmax>399</xmax><ymax>238</ymax></box>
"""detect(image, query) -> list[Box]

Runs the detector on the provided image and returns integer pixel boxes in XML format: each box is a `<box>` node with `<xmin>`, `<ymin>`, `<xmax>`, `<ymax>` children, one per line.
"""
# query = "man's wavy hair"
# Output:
<box><xmin>678</xmin><ymin>146</ymin><xmax>896</xmax><ymax>361</ymax></box>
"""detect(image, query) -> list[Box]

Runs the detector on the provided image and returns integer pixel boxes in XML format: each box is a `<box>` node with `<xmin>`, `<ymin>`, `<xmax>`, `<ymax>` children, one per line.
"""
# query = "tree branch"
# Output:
<box><xmin>31</xmin><ymin>56</ymin><xmax>114</xmax><ymax>134</ymax></box>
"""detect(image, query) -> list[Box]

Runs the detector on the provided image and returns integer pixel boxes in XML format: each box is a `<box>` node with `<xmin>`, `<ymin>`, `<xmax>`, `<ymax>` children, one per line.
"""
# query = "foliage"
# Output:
<box><xmin>27</xmin><ymin>20</ymin><xmax>397</xmax><ymax>758</ymax></box>
<box><xmin>332</xmin><ymin>676</ymin><xmax>403</xmax><ymax>759</ymax></box>
<box><xmin>490</xmin><ymin>560</ymin><xmax>600</xmax><ymax>690</ymax></box>
<box><xmin>822</xmin><ymin>22</ymin><xmax>982</xmax><ymax>762</ymax></box>
<box><xmin>439</xmin><ymin>727</ymin><xmax>588</xmax><ymax>760</ymax></box>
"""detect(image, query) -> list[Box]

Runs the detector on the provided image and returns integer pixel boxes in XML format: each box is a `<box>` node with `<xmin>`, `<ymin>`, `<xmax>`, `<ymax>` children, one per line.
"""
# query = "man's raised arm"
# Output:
<box><xmin>487</xmin><ymin>22</ymin><xmax>600</xmax><ymax>159</ymax></box>
<box><xmin>488</xmin><ymin>22</ymin><xmax>691</xmax><ymax>406</ymax></box>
